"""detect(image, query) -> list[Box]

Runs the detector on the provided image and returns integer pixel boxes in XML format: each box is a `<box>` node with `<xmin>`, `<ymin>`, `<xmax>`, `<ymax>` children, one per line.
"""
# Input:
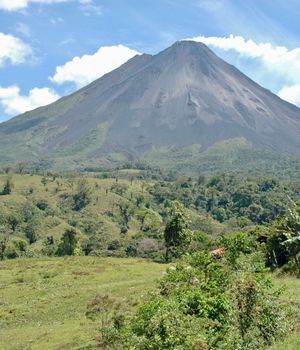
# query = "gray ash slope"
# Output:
<box><xmin>1</xmin><ymin>40</ymin><xmax>300</xmax><ymax>166</ymax></box>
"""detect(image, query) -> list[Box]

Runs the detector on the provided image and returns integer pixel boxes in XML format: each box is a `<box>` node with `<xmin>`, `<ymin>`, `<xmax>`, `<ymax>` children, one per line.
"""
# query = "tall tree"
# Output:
<box><xmin>0</xmin><ymin>234</ymin><xmax>9</xmax><ymax>260</ymax></box>
<box><xmin>164</xmin><ymin>201</ymin><xmax>191</xmax><ymax>262</ymax></box>
<box><xmin>117</xmin><ymin>202</ymin><xmax>132</xmax><ymax>234</ymax></box>
<box><xmin>72</xmin><ymin>178</ymin><xmax>92</xmax><ymax>211</ymax></box>
<box><xmin>276</xmin><ymin>201</ymin><xmax>300</xmax><ymax>276</ymax></box>
<box><xmin>57</xmin><ymin>228</ymin><xmax>78</xmax><ymax>256</ymax></box>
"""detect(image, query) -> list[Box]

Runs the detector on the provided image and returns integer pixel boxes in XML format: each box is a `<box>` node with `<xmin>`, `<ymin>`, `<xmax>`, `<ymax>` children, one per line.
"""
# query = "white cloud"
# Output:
<box><xmin>278</xmin><ymin>84</ymin><xmax>300</xmax><ymax>106</ymax></box>
<box><xmin>187</xmin><ymin>35</ymin><xmax>300</xmax><ymax>106</ymax></box>
<box><xmin>79</xmin><ymin>0</ymin><xmax>102</xmax><ymax>16</ymax></box>
<box><xmin>0</xmin><ymin>0</ymin><xmax>27</xmax><ymax>11</ymax></box>
<box><xmin>50</xmin><ymin>17</ymin><xmax>64</xmax><ymax>24</ymax></box>
<box><xmin>15</xmin><ymin>22</ymin><xmax>31</xmax><ymax>37</ymax></box>
<box><xmin>0</xmin><ymin>32</ymin><xmax>32</xmax><ymax>67</ymax></box>
<box><xmin>0</xmin><ymin>0</ymin><xmax>70</xmax><ymax>11</ymax></box>
<box><xmin>0</xmin><ymin>86</ymin><xmax>60</xmax><ymax>116</ymax></box>
<box><xmin>188</xmin><ymin>35</ymin><xmax>300</xmax><ymax>71</ymax></box>
<box><xmin>50</xmin><ymin>44</ymin><xmax>140</xmax><ymax>88</ymax></box>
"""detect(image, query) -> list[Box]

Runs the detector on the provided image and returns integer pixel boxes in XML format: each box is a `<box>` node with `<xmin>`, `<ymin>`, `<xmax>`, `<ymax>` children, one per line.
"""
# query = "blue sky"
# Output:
<box><xmin>0</xmin><ymin>0</ymin><xmax>300</xmax><ymax>121</ymax></box>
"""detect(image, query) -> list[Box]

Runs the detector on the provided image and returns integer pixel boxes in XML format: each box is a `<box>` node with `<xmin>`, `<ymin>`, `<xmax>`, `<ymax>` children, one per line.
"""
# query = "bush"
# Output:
<box><xmin>1</xmin><ymin>176</ymin><xmax>13</xmax><ymax>195</ymax></box>
<box><xmin>217</xmin><ymin>231</ymin><xmax>257</xmax><ymax>269</ymax></box>
<box><xmin>86</xmin><ymin>294</ymin><xmax>123</xmax><ymax>349</ymax></box>
<box><xmin>123</xmin><ymin>251</ymin><xmax>290</xmax><ymax>350</ymax></box>
<box><xmin>4</xmin><ymin>238</ymin><xmax>28</xmax><ymax>259</ymax></box>
<box><xmin>35</xmin><ymin>199</ymin><xmax>49</xmax><ymax>211</ymax></box>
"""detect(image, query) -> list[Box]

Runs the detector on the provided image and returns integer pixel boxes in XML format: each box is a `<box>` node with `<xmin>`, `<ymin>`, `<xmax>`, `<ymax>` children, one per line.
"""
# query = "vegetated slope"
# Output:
<box><xmin>1</xmin><ymin>172</ymin><xmax>300</xmax><ymax>260</ymax></box>
<box><xmin>1</xmin><ymin>173</ymin><xmax>300</xmax><ymax>349</ymax></box>
<box><xmin>0</xmin><ymin>173</ymin><xmax>227</xmax><ymax>259</ymax></box>
<box><xmin>1</xmin><ymin>41</ymin><xmax>300</xmax><ymax>171</ymax></box>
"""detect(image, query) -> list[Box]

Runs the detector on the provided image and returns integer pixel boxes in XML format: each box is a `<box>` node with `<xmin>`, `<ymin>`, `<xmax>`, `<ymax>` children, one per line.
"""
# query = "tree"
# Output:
<box><xmin>42</xmin><ymin>236</ymin><xmax>57</xmax><ymax>256</ymax></box>
<box><xmin>213</xmin><ymin>207</ymin><xmax>227</xmax><ymax>222</ymax></box>
<box><xmin>1</xmin><ymin>176</ymin><xmax>13</xmax><ymax>195</ymax></box>
<box><xmin>0</xmin><ymin>234</ymin><xmax>9</xmax><ymax>260</ymax></box>
<box><xmin>197</xmin><ymin>175</ymin><xmax>205</xmax><ymax>185</ymax></box>
<box><xmin>72</xmin><ymin>179</ymin><xmax>92</xmax><ymax>211</ymax></box>
<box><xmin>3</xmin><ymin>165</ymin><xmax>11</xmax><ymax>174</ymax></box>
<box><xmin>164</xmin><ymin>201</ymin><xmax>192</xmax><ymax>262</ymax></box>
<box><xmin>276</xmin><ymin>201</ymin><xmax>300</xmax><ymax>276</ymax></box>
<box><xmin>16</xmin><ymin>161</ymin><xmax>27</xmax><ymax>174</ymax></box>
<box><xmin>24</xmin><ymin>220</ymin><xmax>38</xmax><ymax>244</ymax></box>
<box><xmin>57</xmin><ymin>228</ymin><xmax>78</xmax><ymax>256</ymax></box>
<box><xmin>41</xmin><ymin>176</ymin><xmax>47</xmax><ymax>187</ymax></box>
<box><xmin>117</xmin><ymin>202</ymin><xmax>132</xmax><ymax>234</ymax></box>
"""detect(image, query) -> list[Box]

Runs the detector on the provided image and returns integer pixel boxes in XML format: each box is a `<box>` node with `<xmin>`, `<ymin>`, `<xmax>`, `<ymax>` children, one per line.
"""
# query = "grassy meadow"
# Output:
<box><xmin>1</xmin><ymin>257</ymin><xmax>300</xmax><ymax>349</ymax></box>
<box><xmin>0</xmin><ymin>257</ymin><xmax>166</xmax><ymax>350</ymax></box>
<box><xmin>269</xmin><ymin>276</ymin><xmax>300</xmax><ymax>350</ymax></box>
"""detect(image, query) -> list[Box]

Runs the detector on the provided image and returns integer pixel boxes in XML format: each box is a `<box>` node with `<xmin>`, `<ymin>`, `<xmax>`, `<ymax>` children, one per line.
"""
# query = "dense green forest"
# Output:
<box><xmin>1</xmin><ymin>166</ymin><xmax>300</xmax><ymax>349</ymax></box>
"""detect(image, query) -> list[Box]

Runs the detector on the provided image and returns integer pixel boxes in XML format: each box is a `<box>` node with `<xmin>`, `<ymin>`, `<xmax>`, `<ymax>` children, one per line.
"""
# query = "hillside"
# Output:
<box><xmin>0</xmin><ymin>171</ymin><xmax>300</xmax><ymax>260</ymax></box>
<box><xmin>1</xmin><ymin>41</ymin><xmax>300</xmax><ymax>172</ymax></box>
<box><xmin>1</xmin><ymin>172</ymin><xmax>300</xmax><ymax>349</ymax></box>
<box><xmin>0</xmin><ymin>172</ymin><xmax>228</xmax><ymax>260</ymax></box>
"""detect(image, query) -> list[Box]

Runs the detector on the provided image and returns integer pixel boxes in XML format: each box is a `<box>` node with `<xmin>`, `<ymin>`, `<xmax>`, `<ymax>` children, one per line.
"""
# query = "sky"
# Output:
<box><xmin>0</xmin><ymin>0</ymin><xmax>300</xmax><ymax>122</ymax></box>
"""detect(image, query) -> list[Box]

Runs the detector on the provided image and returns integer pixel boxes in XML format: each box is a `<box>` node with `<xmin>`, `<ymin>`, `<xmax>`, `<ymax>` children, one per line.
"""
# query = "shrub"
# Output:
<box><xmin>123</xmin><ymin>251</ymin><xmax>290</xmax><ymax>350</ymax></box>
<box><xmin>4</xmin><ymin>238</ymin><xmax>28</xmax><ymax>259</ymax></box>
<box><xmin>86</xmin><ymin>294</ymin><xmax>123</xmax><ymax>349</ymax></box>
<box><xmin>1</xmin><ymin>176</ymin><xmax>13</xmax><ymax>195</ymax></box>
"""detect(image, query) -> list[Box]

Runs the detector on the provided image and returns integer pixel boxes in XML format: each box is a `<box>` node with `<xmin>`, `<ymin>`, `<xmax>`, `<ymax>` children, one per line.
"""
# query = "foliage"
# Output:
<box><xmin>123</xmin><ymin>251</ymin><xmax>290</xmax><ymax>350</ymax></box>
<box><xmin>24</xmin><ymin>220</ymin><xmax>38</xmax><ymax>244</ymax></box>
<box><xmin>1</xmin><ymin>176</ymin><xmax>13</xmax><ymax>195</ymax></box>
<box><xmin>0</xmin><ymin>233</ymin><xmax>9</xmax><ymax>260</ymax></box>
<box><xmin>57</xmin><ymin>228</ymin><xmax>79</xmax><ymax>256</ymax></box>
<box><xmin>0</xmin><ymin>172</ymin><xmax>299</xmax><ymax>349</ymax></box>
<box><xmin>274</xmin><ymin>201</ymin><xmax>300</xmax><ymax>276</ymax></box>
<box><xmin>217</xmin><ymin>231</ymin><xmax>257</xmax><ymax>269</ymax></box>
<box><xmin>164</xmin><ymin>201</ymin><xmax>192</xmax><ymax>261</ymax></box>
<box><xmin>0</xmin><ymin>172</ymin><xmax>299</xmax><ymax>269</ymax></box>
<box><xmin>4</xmin><ymin>237</ymin><xmax>28</xmax><ymax>259</ymax></box>
<box><xmin>117</xmin><ymin>202</ymin><xmax>132</xmax><ymax>234</ymax></box>
<box><xmin>86</xmin><ymin>294</ymin><xmax>123</xmax><ymax>348</ymax></box>
<box><xmin>72</xmin><ymin>178</ymin><xmax>92</xmax><ymax>211</ymax></box>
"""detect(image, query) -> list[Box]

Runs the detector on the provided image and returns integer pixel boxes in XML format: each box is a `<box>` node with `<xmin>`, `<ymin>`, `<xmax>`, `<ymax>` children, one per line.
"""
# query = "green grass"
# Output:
<box><xmin>1</xmin><ymin>257</ymin><xmax>300</xmax><ymax>350</ymax></box>
<box><xmin>0</xmin><ymin>257</ymin><xmax>166</xmax><ymax>350</ymax></box>
<box><xmin>269</xmin><ymin>276</ymin><xmax>300</xmax><ymax>350</ymax></box>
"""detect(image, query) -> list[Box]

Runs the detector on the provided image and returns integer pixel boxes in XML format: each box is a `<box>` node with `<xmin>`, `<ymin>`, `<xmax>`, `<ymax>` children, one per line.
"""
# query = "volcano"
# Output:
<box><xmin>1</xmin><ymin>40</ymin><xmax>300</xmax><ymax>170</ymax></box>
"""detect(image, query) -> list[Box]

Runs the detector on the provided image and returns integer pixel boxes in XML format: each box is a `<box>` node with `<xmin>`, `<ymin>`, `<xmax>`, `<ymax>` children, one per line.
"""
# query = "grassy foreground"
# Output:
<box><xmin>269</xmin><ymin>276</ymin><xmax>300</xmax><ymax>350</ymax></box>
<box><xmin>0</xmin><ymin>257</ymin><xmax>166</xmax><ymax>350</ymax></box>
<box><xmin>1</xmin><ymin>257</ymin><xmax>300</xmax><ymax>350</ymax></box>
